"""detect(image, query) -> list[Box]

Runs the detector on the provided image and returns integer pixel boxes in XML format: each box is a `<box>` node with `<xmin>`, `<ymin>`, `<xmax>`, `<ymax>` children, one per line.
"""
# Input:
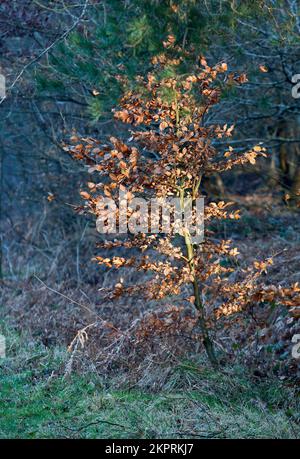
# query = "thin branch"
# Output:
<box><xmin>0</xmin><ymin>0</ymin><xmax>89</xmax><ymax>105</ymax></box>
<box><xmin>34</xmin><ymin>274</ymin><xmax>121</xmax><ymax>334</ymax></box>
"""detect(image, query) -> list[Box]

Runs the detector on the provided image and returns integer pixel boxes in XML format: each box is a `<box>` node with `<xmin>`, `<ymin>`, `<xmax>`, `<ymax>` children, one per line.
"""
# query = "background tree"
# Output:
<box><xmin>33</xmin><ymin>0</ymin><xmax>300</xmax><ymax>201</ymax></box>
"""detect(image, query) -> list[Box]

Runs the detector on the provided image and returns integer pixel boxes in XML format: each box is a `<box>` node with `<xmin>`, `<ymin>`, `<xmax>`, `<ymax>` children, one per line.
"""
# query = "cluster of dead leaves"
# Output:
<box><xmin>64</xmin><ymin>53</ymin><xmax>298</xmax><ymax>357</ymax></box>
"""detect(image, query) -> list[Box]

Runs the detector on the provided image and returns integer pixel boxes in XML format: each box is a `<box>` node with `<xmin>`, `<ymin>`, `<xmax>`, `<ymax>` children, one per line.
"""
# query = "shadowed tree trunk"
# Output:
<box><xmin>277</xmin><ymin>119</ymin><xmax>300</xmax><ymax>204</ymax></box>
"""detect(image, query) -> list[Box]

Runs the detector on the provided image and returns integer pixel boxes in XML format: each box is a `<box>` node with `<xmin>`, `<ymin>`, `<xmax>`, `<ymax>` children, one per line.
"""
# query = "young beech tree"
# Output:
<box><xmin>65</xmin><ymin>56</ymin><xmax>300</xmax><ymax>365</ymax></box>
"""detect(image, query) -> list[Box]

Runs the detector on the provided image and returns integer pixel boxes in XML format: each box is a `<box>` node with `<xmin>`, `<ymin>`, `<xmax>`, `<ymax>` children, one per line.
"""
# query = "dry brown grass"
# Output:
<box><xmin>1</xmin><ymin>187</ymin><xmax>300</xmax><ymax>385</ymax></box>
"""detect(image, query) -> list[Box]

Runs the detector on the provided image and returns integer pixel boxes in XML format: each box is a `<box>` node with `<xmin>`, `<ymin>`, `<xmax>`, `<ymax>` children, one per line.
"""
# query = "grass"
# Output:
<box><xmin>0</xmin><ymin>322</ymin><xmax>299</xmax><ymax>439</ymax></box>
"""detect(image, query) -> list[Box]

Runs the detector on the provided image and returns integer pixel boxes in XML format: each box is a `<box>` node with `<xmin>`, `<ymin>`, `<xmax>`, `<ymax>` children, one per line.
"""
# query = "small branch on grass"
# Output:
<box><xmin>57</xmin><ymin>418</ymin><xmax>128</xmax><ymax>433</ymax></box>
<box><xmin>170</xmin><ymin>429</ymin><xmax>226</xmax><ymax>438</ymax></box>
<box><xmin>33</xmin><ymin>274</ymin><xmax>120</xmax><ymax>334</ymax></box>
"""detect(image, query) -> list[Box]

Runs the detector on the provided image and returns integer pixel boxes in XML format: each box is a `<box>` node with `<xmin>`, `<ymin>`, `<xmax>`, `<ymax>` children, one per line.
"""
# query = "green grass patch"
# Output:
<box><xmin>0</xmin><ymin>322</ymin><xmax>299</xmax><ymax>439</ymax></box>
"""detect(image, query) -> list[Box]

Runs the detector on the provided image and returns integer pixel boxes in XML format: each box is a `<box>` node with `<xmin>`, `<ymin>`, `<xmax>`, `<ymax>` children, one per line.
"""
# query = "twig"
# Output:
<box><xmin>58</xmin><ymin>418</ymin><xmax>128</xmax><ymax>433</ymax></box>
<box><xmin>33</xmin><ymin>274</ymin><xmax>120</xmax><ymax>334</ymax></box>
<box><xmin>0</xmin><ymin>0</ymin><xmax>89</xmax><ymax>105</ymax></box>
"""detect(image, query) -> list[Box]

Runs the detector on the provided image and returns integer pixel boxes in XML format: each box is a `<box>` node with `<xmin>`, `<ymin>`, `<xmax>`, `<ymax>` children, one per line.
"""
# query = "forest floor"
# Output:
<box><xmin>0</xmin><ymin>321</ymin><xmax>300</xmax><ymax>439</ymax></box>
<box><xmin>1</xmin><ymin>183</ymin><xmax>300</xmax><ymax>439</ymax></box>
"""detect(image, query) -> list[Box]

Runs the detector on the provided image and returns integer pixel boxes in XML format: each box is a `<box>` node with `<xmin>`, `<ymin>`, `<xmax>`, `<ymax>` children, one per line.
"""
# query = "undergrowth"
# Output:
<box><xmin>0</xmin><ymin>322</ymin><xmax>299</xmax><ymax>439</ymax></box>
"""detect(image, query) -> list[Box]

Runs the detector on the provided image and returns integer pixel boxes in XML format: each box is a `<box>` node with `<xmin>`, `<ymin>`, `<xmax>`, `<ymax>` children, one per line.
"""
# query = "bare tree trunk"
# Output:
<box><xmin>179</xmin><ymin>187</ymin><xmax>218</xmax><ymax>366</ymax></box>
<box><xmin>291</xmin><ymin>166</ymin><xmax>300</xmax><ymax>201</ymax></box>
<box><xmin>277</xmin><ymin>119</ymin><xmax>300</xmax><ymax>204</ymax></box>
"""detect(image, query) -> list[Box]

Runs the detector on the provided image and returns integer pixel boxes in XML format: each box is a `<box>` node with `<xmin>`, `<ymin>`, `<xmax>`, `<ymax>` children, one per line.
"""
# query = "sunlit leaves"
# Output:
<box><xmin>65</xmin><ymin>55</ymin><xmax>298</xmax><ymax>353</ymax></box>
